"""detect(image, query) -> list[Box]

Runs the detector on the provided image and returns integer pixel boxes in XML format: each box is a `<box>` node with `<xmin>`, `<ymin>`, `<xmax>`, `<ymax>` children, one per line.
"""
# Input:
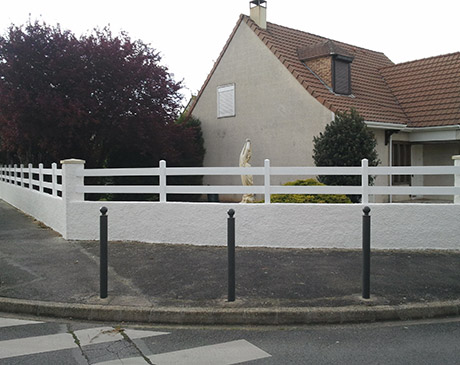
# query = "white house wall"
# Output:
<box><xmin>193</xmin><ymin>20</ymin><xmax>333</xmax><ymax>195</ymax></box>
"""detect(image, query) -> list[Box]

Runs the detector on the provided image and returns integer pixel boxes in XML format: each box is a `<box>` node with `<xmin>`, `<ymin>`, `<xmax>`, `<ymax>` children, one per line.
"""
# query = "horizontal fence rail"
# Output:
<box><xmin>2</xmin><ymin>159</ymin><xmax>460</xmax><ymax>204</ymax></box>
<box><xmin>76</xmin><ymin>159</ymin><xmax>460</xmax><ymax>204</ymax></box>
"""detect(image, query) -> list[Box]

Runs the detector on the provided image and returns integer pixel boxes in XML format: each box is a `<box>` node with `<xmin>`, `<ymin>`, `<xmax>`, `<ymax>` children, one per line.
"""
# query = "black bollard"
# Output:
<box><xmin>100</xmin><ymin>206</ymin><xmax>108</xmax><ymax>299</ymax></box>
<box><xmin>362</xmin><ymin>206</ymin><xmax>371</xmax><ymax>299</ymax></box>
<box><xmin>227</xmin><ymin>209</ymin><xmax>236</xmax><ymax>302</ymax></box>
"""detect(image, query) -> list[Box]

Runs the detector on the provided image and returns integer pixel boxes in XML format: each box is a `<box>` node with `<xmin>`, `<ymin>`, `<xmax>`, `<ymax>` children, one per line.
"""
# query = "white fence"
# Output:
<box><xmin>1</xmin><ymin>158</ymin><xmax>460</xmax><ymax>250</ymax></box>
<box><xmin>2</xmin><ymin>158</ymin><xmax>460</xmax><ymax>203</ymax></box>
<box><xmin>0</xmin><ymin>163</ymin><xmax>62</xmax><ymax>197</ymax></box>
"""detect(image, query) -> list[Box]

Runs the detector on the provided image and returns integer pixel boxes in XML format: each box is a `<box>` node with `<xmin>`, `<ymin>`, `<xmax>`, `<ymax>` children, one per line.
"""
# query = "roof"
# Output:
<box><xmin>380</xmin><ymin>53</ymin><xmax>460</xmax><ymax>127</ymax></box>
<box><xmin>244</xmin><ymin>16</ymin><xmax>408</xmax><ymax>125</ymax></box>
<box><xmin>191</xmin><ymin>15</ymin><xmax>460</xmax><ymax>128</ymax></box>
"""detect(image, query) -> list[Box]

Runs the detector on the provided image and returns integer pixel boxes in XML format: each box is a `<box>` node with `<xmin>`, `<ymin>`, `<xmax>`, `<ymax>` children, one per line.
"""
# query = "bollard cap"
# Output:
<box><xmin>227</xmin><ymin>209</ymin><xmax>235</xmax><ymax>218</ymax></box>
<box><xmin>363</xmin><ymin>206</ymin><xmax>371</xmax><ymax>215</ymax></box>
<box><xmin>100</xmin><ymin>206</ymin><xmax>108</xmax><ymax>215</ymax></box>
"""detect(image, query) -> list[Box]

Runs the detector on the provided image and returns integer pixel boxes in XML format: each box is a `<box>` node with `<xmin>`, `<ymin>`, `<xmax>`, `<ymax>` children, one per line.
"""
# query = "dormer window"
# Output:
<box><xmin>332</xmin><ymin>55</ymin><xmax>353</xmax><ymax>95</ymax></box>
<box><xmin>298</xmin><ymin>40</ymin><xmax>354</xmax><ymax>96</ymax></box>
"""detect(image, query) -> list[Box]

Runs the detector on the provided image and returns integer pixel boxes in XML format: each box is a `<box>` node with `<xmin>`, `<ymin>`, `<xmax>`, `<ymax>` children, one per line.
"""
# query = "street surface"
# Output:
<box><xmin>0</xmin><ymin>315</ymin><xmax>459</xmax><ymax>364</ymax></box>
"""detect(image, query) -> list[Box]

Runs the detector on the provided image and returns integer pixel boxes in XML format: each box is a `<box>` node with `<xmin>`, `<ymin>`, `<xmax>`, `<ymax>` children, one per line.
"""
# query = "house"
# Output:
<box><xmin>189</xmin><ymin>0</ymin><xmax>460</xmax><ymax>202</ymax></box>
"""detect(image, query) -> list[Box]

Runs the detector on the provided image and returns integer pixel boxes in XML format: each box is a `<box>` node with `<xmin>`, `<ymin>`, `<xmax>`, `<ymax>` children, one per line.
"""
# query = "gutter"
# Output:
<box><xmin>404</xmin><ymin>124</ymin><xmax>460</xmax><ymax>132</ymax></box>
<box><xmin>365</xmin><ymin>121</ymin><xmax>407</xmax><ymax>130</ymax></box>
<box><xmin>365</xmin><ymin>121</ymin><xmax>460</xmax><ymax>133</ymax></box>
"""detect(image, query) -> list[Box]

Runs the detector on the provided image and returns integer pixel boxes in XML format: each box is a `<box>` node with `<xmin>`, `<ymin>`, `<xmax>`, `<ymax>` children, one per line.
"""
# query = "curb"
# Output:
<box><xmin>1</xmin><ymin>298</ymin><xmax>459</xmax><ymax>325</ymax></box>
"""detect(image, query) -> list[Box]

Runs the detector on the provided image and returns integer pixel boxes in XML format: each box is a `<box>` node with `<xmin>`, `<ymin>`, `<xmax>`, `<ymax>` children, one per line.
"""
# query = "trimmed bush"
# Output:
<box><xmin>312</xmin><ymin>108</ymin><xmax>380</xmax><ymax>203</ymax></box>
<box><xmin>270</xmin><ymin>179</ymin><xmax>352</xmax><ymax>203</ymax></box>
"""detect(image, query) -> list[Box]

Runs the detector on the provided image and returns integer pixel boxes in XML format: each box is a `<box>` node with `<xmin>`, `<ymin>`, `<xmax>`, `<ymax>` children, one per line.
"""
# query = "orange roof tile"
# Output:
<box><xmin>380</xmin><ymin>53</ymin><xmax>460</xmax><ymax>127</ymax></box>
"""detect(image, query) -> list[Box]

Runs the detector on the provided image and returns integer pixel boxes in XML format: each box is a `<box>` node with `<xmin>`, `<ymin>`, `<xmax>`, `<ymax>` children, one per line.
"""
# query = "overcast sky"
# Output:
<box><xmin>1</xmin><ymin>0</ymin><xmax>458</xmax><ymax>103</ymax></box>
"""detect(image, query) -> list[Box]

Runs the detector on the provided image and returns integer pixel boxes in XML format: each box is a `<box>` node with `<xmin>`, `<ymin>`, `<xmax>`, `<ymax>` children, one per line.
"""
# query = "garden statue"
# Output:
<box><xmin>239</xmin><ymin>139</ymin><xmax>254</xmax><ymax>203</ymax></box>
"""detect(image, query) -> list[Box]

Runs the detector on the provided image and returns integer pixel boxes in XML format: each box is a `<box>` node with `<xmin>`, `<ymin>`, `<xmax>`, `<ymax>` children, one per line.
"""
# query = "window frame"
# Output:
<box><xmin>217</xmin><ymin>83</ymin><xmax>236</xmax><ymax>118</ymax></box>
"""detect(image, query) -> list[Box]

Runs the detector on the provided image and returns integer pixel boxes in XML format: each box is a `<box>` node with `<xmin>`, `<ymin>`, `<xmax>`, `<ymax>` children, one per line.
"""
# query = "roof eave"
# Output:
<box><xmin>365</xmin><ymin>121</ymin><xmax>460</xmax><ymax>132</ymax></box>
<box><xmin>364</xmin><ymin>121</ymin><xmax>407</xmax><ymax>130</ymax></box>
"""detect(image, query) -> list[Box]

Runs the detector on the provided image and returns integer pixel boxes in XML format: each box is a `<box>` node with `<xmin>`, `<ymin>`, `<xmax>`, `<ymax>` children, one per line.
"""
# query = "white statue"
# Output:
<box><xmin>239</xmin><ymin>139</ymin><xmax>254</xmax><ymax>203</ymax></box>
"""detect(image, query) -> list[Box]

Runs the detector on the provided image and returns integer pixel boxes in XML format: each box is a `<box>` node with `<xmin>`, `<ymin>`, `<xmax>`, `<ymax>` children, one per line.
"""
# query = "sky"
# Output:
<box><xmin>0</xmin><ymin>0</ymin><xmax>458</xmax><ymax>104</ymax></box>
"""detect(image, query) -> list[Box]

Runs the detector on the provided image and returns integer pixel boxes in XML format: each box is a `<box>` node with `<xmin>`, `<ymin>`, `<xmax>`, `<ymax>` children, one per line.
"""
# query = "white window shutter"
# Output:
<box><xmin>217</xmin><ymin>84</ymin><xmax>235</xmax><ymax>118</ymax></box>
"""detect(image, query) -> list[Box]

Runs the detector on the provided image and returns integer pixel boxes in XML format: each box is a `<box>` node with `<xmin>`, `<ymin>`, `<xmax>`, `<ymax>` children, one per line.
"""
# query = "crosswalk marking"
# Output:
<box><xmin>0</xmin><ymin>331</ymin><xmax>77</xmax><ymax>359</ymax></box>
<box><xmin>94</xmin><ymin>358</ymin><xmax>151</xmax><ymax>365</ymax></box>
<box><xmin>148</xmin><ymin>339</ymin><xmax>271</xmax><ymax>365</ymax></box>
<box><xmin>0</xmin><ymin>324</ymin><xmax>168</xmax><ymax>360</ymax></box>
<box><xmin>94</xmin><ymin>339</ymin><xmax>272</xmax><ymax>365</ymax></box>
<box><xmin>0</xmin><ymin>317</ymin><xmax>271</xmax><ymax>364</ymax></box>
<box><xmin>74</xmin><ymin>327</ymin><xmax>169</xmax><ymax>346</ymax></box>
<box><xmin>0</xmin><ymin>317</ymin><xmax>44</xmax><ymax>328</ymax></box>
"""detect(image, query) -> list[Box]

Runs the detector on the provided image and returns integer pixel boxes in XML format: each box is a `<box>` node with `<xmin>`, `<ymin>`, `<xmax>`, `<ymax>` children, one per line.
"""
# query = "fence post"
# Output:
<box><xmin>38</xmin><ymin>163</ymin><xmax>44</xmax><ymax>193</ymax></box>
<box><xmin>13</xmin><ymin>164</ymin><xmax>17</xmax><ymax>185</ymax></box>
<box><xmin>100</xmin><ymin>206</ymin><xmax>108</xmax><ymax>299</ymax></box>
<box><xmin>28</xmin><ymin>163</ymin><xmax>33</xmax><ymax>190</ymax></box>
<box><xmin>452</xmin><ymin>155</ymin><xmax>460</xmax><ymax>204</ymax></box>
<box><xmin>361</xmin><ymin>159</ymin><xmax>369</xmax><ymax>204</ymax></box>
<box><xmin>60</xmin><ymin>159</ymin><xmax>86</xmax><ymax>202</ymax></box>
<box><xmin>159</xmin><ymin>160</ymin><xmax>166</xmax><ymax>203</ymax></box>
<box><xmin>362</xmin><ymin>206</ymin><xmax>371</xmax><ymax>299</ymax></box>
<box><xmin>59</xmin><ymin>159</ymin><xmax>86</xmax><ymax>240</ymax></box>
<box><xmin>51</xmin><ymin>162</ymin><xmax>57</xmax><ymax>196</ymax></box>
<box><xmin>20</xmin><ymin>164</ymin><xmax>24</xmax><ymax>187</ymax></box>
<box><xmin>227</xmin><ymin>209</ymin><xmax>236</xmax><ymax>302</ymax></box>
<box><xmin>264</xmin><ymin>159</ymin><xmax>271</xmax><ymax>204</ymax></box>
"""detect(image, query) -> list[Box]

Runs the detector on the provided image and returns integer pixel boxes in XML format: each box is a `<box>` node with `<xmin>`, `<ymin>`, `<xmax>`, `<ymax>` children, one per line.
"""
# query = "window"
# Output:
<box><xmin>392</xmin><ymin>142</ymin><xmax>411</xmax><ymax>184</ymax></box>
<box><xmin>217</xmin><ymin>84</ymin><xmax>235</xmax><ymax>118</ymax></box>
<box><xmin>332</xmin><ymin>56</ymin><xmax>352</xmax><ymax>95</ymax></box>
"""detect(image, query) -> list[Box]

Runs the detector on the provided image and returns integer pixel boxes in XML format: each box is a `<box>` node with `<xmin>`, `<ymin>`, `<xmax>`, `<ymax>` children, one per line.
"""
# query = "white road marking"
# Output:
<box><xmin>148</xmin><ymin>339</ymin><xmax>271</xmax><ymax>365</ymax></box>
<box><xmin>0</xmin><ymin>331</ymin><xmax>76</xmax><ymax>359</ymax></box>
<box><xmin>124</xmin><ymin>328</ymin><xmax>170</xmax><ymax>340</ymax></box>
<box><xmin>0</xmin><ymin>325</ymin><xmax>168</xmax><ymax>359</ymax></box>
<box><xmin>94</xmin><ymin>339</ymin><xmax>272</xmax><ymax>365</ymax></box>
<box><xmin>0</xmin><ymin>317</ymin><xmax>44</xmax><ymax>328</ymax></box>
<box><xmin>75</xmin><ymin>327</ymin><xmax>169</xmax><ymax>346</ymax></box>
<box><xmin>94</xmin><ymin>358</ymin><xmax>150</xmax><ymax>365</ymax></box>
<box><xmin>0</xmin><ymin>317</ymin><xmax>268</xmax><ymax>365</ymax></box>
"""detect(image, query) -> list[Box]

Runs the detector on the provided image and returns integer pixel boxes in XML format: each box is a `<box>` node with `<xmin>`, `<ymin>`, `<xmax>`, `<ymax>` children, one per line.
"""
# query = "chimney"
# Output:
<box><xmin>250</xmin><ymin>0</ymin><xmax>267</xmax><ymax>29</ymax></box>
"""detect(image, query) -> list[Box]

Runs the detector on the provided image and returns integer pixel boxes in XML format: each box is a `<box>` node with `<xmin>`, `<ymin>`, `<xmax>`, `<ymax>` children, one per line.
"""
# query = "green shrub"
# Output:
<box><xmin>312</xmin><ymin>108</ymin><xmax>380</xmax><ymax>203</ymax></box>
<box><xmin>270</xmin><ymin>179</ymin><xmax>352</xmax><ymax>203</ymax></box>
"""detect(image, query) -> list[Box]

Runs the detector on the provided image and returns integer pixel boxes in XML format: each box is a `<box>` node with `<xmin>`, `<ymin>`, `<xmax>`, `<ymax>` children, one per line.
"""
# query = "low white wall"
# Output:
<box><xmin>2</xmin><ymin>177</ymin><xmax>458</xmax><ymax>250</ymax></box>
<box><xmin>66</xmin><ymin>202</ymin><xmax>460</xmax><ymax>250</ymax></box>
<box><xmin>0</xmin><ymin>183</ymin><xmax>65</xmax><ymax>235</ymax></box>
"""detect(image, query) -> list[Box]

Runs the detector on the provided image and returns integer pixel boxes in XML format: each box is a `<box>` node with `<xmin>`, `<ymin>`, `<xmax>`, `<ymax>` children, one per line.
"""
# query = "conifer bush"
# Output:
<box><xmin>312</xmin><ymin>108</ymin><xmax>380</xmax><ymax>202</ymax></box>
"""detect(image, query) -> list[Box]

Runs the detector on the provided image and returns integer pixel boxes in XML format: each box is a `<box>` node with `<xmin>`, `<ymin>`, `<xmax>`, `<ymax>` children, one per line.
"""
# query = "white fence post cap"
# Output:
<box><xmin>452</xmin><ymin>155</ymin><xmax>460</xmax><ymax>160</ymax></box>
<box><xmin>60</xmin><ymin>158</ymin><xmax>86</xmax><ymax>165</ymax></box>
